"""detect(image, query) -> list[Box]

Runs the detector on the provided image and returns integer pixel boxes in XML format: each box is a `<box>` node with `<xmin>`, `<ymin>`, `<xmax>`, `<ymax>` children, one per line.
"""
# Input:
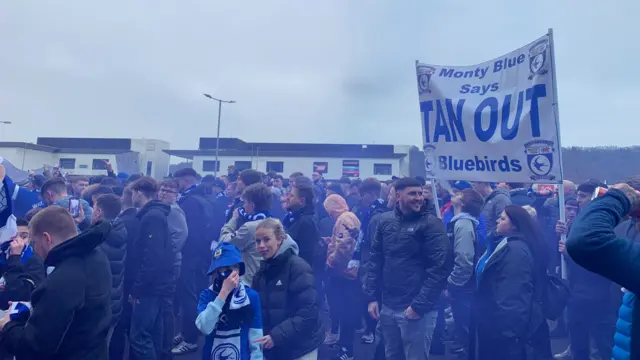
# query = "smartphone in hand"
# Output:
<box><xmin>69</xmin><ymin>197</ymin><xmax>80</xmax><ymax>218</ymax></box>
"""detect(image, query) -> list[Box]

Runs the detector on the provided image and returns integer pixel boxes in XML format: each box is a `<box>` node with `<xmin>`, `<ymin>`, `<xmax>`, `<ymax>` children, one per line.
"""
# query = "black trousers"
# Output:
<box><xmin>567</xmin><ymin>300</ymin><xmax>616</xmax><ymax>360</ymax></box>
<box><xmin>109</xmin><ymin>295</ymin><xmax>132</xmax><ymax>360</ymax></box>
<box><xmin>326</xmin><ymin>276</ymin><xmax>360</xmax><ymax>355</ymax></box>
<box><xmin>176</xmin><ymin>267</ymin><xmax>207</xmax><ymax>344</ymax></box>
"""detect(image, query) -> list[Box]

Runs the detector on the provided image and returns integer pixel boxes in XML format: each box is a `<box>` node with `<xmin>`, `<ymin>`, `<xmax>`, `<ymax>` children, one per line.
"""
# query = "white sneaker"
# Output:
<box><xmin>361</xmin><ymin>332</ymin><xmax>374</xmax><ymax>344</ymax></box>
<box><xmin>554</xmin><ymin>346</ymin><xmax>571</xmax><ymax>360</ymax></box>
<box><xmin>324</xmin><ymin>332</ymin><xmax>340</xmax><ymax>345</ymax></box>
<box><xmin>171</xmin><ymin>341</ymin><xmax>198</xmax><ymax>355</ymax></box>
<box><xmin>172</xmin><ymin>333</ymin><xmax>183</xmax><ymax>347</ymax></box>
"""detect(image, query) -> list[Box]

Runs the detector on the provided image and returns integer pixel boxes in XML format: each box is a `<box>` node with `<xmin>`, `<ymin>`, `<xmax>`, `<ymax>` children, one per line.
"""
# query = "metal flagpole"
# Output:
<box><xmin>548</xmin><ymin>28</ymin><xmax>568</xmax><ymax>279</ymax></box>
<box><xmin>415</xmin><ymin>60</ymin><xmax>442</xmax><ymax>219</ymax></box>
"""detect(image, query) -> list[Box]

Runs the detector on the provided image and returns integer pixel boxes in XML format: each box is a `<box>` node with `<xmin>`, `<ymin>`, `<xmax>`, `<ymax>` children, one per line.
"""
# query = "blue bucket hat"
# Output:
<box><xmin>207</xmin><ymin>243</ymin><xmax>245</xmax><ymax>276</ymax></box>
<box><xmin>452</xmin><ymin>181</ymin><xmax>472</xmax><ymax>191</ymax></box>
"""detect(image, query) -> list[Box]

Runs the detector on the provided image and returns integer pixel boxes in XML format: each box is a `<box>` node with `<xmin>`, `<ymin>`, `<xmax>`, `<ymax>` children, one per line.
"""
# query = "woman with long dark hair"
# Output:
<box><xmin>473</xmin><ymin>205</ymin><xmax>551</xmax><ymax>360</ymax></box>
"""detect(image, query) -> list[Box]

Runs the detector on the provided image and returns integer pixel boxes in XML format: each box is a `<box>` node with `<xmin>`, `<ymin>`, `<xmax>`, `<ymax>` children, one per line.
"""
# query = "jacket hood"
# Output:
<box><xmin>137</xmin><ymin>200</ymin><xmax>171</xmax><ymax>218</ymax></box>
<box><xmin>45</xmin><ymin>220</ymin><xmax>112</xmax><ymax>267</ymax></box>
<box><xmin>273</xmin><ymin>234</ymin><xmax>299</xmax><ymax>259</ymax></box>
<box><xmin>104</xmin><ymin>219</ymin><xmax>127</xmax><ymax>249</ymax></box>
<box><xmin>324</xmin><ymin>194</ymin><xmax>348</xmax><ymax>219</ymax></box>
<box><xmin>451</xmin><ymin>212</ymin><xmax>479</xmax><ymax>226</ymax></box>
<box><xmin>487</xmin><ymin>187</ymin><xmax>510</xmax><ymax>201</ymax></box>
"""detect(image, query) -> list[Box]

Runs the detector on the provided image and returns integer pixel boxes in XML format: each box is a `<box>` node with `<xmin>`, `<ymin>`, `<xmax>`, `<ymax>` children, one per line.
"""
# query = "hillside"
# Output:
<box><xmin>562</xmin><ymin>146</ymin><xmax>640</xmax><ymax>183</ymax></box>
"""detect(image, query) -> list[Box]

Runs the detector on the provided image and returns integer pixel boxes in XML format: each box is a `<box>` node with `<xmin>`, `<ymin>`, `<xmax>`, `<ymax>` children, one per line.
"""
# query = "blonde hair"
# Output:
<box><xmin>522</xmin><ymin>205</ymin><xmax>537</xmax><ymax>219</ymax></box>
<box><xmin>256</xmin><ymin>218</ymin><xmax>286</xmax><ymax>241</ymax></box>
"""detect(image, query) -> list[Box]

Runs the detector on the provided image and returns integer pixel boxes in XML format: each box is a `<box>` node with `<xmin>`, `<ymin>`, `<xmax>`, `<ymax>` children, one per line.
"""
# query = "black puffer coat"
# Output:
<box><xmin>364</xmin><ymin>206</ymin><xmax>452</xmax><ymax>316</ymax></box>
<box><xmin>100</xmin><ymin>219</ymin><xmax>127</xmax><ymax>326</ymax></box>
<box><xmin>252</xmin><ymin>240</ymin><xmax>324</xmax><ymax>360</ymax></box>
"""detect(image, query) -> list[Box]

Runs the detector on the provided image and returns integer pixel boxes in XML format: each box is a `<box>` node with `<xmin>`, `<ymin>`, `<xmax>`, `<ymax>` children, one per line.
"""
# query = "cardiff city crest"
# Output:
<box><xmin>524</xmin><ymin>140</ymin><xmax>556</xmax><ymax>181</ymax></box>
<box><xmin>423</xmin><ymin>144</ymin><xmax>437</xmax><ymax>177</ymax></box>
<box><xmin>417</xmin><ymin>65</ymin><xmax>437</xmax><ymax>95</ymax></box>
<box><xmin>528</xmin><ymin>39</ymin><xmax>549</xmax><ymax>79</ymax></box>
<box><xmin>212</xmin><ymin>343</ymin><xmax>239</xmax><ymax>360</ymax></box>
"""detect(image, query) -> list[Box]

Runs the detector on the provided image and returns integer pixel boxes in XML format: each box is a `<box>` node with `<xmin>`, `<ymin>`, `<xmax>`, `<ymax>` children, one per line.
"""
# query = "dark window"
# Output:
<box><xmin>202</xmin><ymin>160</ymin><xmax>220</xmax><ymax>172</ymax></box>
<box><xmin>92</xmin><ymin>159</ymin><xmax>108</xmax><ymax>170</ymax></box>
<box><xmin>59</xmin><ymin>158</ymin><xmax>76</xmax><ymax>169</ymax></box>
<box><xmin>235</xmin><ymin>161</ymin><xmax>252</xmax><ymax>171</ymax></box>
<box><xmin>146</xmin><ymin>161</ymin><xmax>153</xmax><ymax>176</ymax></box>
<box><xmin>313</xmin><ymin>162</ymin><xmax>328</xmax><ymax>174</ymax></box>
<box><xmin>266</xmin><ymin>161</ymin><xmax>284</xmax><ymax>173</ymax></box>
<box><xmin>373</xmin><ymin>163</ymin><xmax>392</xmax><ymax>175</ymax></box>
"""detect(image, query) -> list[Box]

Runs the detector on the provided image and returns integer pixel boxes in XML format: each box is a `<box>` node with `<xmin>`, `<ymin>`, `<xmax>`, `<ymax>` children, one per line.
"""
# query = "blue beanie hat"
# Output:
<box><xmin>207</xmin><ymin>242</ymin><xmax>245</xmax><ymax>276</ymax></box>
<box><xmin>452</xmin><ymin>181</ymin><xmax>472</xmax><ymax>191</ymax></box>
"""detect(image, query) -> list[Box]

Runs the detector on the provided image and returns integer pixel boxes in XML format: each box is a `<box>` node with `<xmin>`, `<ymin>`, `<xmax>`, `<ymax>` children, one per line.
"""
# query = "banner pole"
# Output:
<box><xmin>416</xmin><ymin>60</ymin><xmax>442</xmax><ymax>219</ymax></box>
<box><xmin>548</xmin><ymin>28</ymin><xmax>567</xmax><ymax>279</ymax></box>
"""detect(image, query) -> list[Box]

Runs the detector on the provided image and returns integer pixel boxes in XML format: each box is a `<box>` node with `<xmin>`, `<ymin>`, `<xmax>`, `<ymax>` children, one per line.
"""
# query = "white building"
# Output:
<box><xmin>165</xmin><ymin>138</ymin><xmax>422</xmax><ymax>181</ymax></box>
<box><xmin>0</xmin><ymin>137</ymin><xmax>170</xmax><ymax>179</ymax></box>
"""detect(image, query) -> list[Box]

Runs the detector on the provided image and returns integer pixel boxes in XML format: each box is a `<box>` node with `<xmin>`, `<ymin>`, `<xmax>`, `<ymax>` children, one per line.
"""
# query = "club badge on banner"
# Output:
<box><xmin>416</xmin><ymin>33</ymin><xmax>561</xmax><ymax>184</ymax></box>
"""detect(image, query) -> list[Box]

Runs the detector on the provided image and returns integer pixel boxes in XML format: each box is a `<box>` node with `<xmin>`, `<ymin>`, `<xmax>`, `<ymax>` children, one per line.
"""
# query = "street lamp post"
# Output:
<box><xmin>203</xmin><ymin>94</ymin><xmax>235</xmax><ymax>177</ymax></box>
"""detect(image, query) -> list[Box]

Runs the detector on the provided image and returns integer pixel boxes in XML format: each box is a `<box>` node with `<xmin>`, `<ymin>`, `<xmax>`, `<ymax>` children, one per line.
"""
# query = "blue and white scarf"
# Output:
<box><xmin>237</xmin><ymin>208</ymin><xmax>270</xmax><ymax>222</ymax></box>
<box><xmin>229</xmin><ymin>282</ymin><xmax>251</xmax><ymax>310</ymax></box>
<box><xmin>216</xmin><ymin>191</ymin><xmax>225</xmax><ymax>199</ymax></box>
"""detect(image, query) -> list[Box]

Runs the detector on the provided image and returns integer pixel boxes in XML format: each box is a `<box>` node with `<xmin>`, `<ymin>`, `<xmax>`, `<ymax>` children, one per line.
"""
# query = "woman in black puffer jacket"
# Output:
<box><xmin>252</xmin><ymin>218</ymin><xmax>324</xmax><ymax>360</ymax></box>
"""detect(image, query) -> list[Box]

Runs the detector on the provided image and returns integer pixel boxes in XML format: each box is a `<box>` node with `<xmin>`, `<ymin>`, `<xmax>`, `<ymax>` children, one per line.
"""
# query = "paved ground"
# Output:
<box><xmin>177</xmin><ymin>337</ymin><xmax>569</xmax><ymax>359</ymax></box>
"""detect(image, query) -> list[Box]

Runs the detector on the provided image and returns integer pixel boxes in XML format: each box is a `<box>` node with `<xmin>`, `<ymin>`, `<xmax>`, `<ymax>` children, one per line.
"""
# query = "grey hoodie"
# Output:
<box><xmin>482</xmin><ymin>188</ymin><xmax>512</xmax><ymax>234</ymax></box>
<box><xmin>448</xmin><ymin>212</ymin><xmax>479</xmax><ymax>287</ymax></box>
<box><xmin>274</xmin><ymin>234</ymin><xmax>300</xmax><ymax>258</ymax></box>
<box><xmin>167</xmin><ymin>203</ymin><xmax>188</xmax><ymax>276</ymax></box>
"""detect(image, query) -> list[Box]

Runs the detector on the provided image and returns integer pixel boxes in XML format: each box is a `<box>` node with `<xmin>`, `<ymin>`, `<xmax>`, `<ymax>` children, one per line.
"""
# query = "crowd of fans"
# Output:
<box><xmin>0</xmin><ymin>161</ymin><xmax>639</xmax><ymax>360</ymax></box>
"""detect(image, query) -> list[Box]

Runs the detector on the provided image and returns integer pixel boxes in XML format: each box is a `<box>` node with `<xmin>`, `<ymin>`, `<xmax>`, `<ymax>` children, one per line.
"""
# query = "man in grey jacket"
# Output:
<box><xmin>446</xmin><ymin>188</ymin><xmax>484</xmax><ymax>357</ymax></box>
<box><xmin>473</xmin><ymin>182</ymin><xmax>511</xmax><ymax>234</ymax></box>
<box><xmin>158</xmin><ymin>179</ymin><xmax>188</xmax><ymax>360</ymax></box>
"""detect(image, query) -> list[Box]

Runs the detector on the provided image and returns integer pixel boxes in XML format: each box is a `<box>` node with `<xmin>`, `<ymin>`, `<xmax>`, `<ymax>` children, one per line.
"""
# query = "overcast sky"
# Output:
<box><xmin>1</xmin><ymin>1</ymin><xmax>638</xmax><ymax>149</ymax></box>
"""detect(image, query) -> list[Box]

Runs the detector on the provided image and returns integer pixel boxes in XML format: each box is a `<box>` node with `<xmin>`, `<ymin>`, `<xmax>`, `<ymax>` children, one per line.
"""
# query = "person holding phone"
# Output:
<box><xmin>40</xmin><ymin>178</ymin><xmax>92</xmax><ymax>231</ymax></box>
<box><xmin>196</xmin><ymin>243</ymin><xmax>263</xmax><ymax>360</ymax></box>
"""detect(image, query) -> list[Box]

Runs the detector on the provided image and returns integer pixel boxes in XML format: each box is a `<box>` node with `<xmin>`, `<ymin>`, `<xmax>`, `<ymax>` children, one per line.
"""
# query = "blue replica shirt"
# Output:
<box><xmin>5</xmin><ymin>177</ymin><xmax>45</xmax><ymax>219</ymax></box>
<box><xmin>196</xmin><ymin>286</ymin><xmax>263</xmax><ymax>360</ymax></box>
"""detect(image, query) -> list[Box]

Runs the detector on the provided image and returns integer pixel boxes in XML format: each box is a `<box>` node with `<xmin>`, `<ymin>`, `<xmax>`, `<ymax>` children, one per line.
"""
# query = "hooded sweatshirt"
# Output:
<box><xmin>482</xmin><ymin>188</ymin><xmax>512</xmax><ymax>234</ymax></box>
<box><xmin>447</xmin><ymin>212</ymin><xmax>479</xmax><ymax>288</ymax></box>
<box><xmin>324</xmin><ymin>194</ymin><xmax>361</xmax><ymax>280</ymax></box>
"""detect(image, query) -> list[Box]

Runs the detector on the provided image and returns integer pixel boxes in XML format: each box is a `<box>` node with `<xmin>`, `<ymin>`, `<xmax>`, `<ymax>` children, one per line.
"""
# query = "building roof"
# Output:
<box><xmin>0</xmin><ymin>142</ymin><xmax>131</xmax><ymax>154</ymax></box>
<box><xmin>165</xmin><ymin>137</ymin><xmax>410</xmax><ymax>160</ymax></box>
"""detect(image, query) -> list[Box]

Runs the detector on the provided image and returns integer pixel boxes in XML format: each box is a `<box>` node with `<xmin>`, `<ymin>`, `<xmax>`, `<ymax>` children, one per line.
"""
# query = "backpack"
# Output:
<box><xmin>540</xmin><ymin>272</ymin><xmax>570</xmax><ymax>320</ymax></box>
<box><xmin>517</xmin><ymin>238</ymin><xmax>570</xmax><ymax>320</ymax></box>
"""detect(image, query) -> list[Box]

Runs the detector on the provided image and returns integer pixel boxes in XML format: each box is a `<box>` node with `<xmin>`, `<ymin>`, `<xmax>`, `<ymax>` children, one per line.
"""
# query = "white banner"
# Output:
<box><xmin>416</xmin><ymin>33</ymin><xmax>561</xmax><ymax>184</ymax></box>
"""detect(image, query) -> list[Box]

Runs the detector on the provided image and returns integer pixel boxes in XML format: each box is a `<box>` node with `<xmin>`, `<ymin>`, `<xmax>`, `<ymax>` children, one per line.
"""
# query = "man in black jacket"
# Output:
<box><xmin>172</xmin><ymin>168</ymin><xmax>213</xmax><ymax>355</ymax></box>
<box><xmin>364</xmin><ymin>177</ymin><xmax>452</xmax><ymax>360</ymax></box>
<box><xmin>109</xmin><ymin>186</ymin><xmax>140</xmax><ymax>360</ymax></box>
<box><xmin>129</xmin><ymin>177</ymin><xmax>174</xmax><ymax>360</ymax></box>
<box><xmin>0</xmin><ymin>206</ymin><xmax>112</xmax><ymax>360</ymax></box>
<box><xmin>91</xmin><ymin>194</ymin><xmax>127</xmax><ymax>345</ymax></box>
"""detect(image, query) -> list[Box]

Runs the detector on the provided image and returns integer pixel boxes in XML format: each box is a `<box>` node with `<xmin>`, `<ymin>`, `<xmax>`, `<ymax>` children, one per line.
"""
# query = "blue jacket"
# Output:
<box><xmin>196</xmin><ymin>286</ymin><xmax>263</xmax><ymax>360</ymax></box>
<box><xmin>566</xmin><ymin>189</ymin><xmax>640</xmax><ymax>360</ymax></box>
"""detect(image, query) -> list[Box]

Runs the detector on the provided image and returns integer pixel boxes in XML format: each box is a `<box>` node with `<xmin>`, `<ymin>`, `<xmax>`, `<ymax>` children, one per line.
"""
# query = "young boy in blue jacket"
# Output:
<box><xmin>195</xmin><ymin>242</ymin><xmax>263</xmax><ymax>360</ymax></box>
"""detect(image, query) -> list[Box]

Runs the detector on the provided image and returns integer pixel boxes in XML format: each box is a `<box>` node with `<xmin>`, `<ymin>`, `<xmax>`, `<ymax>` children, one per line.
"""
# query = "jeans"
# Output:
<box><xmin>568</xmin><ymin>301</ymin><xmax>616</xmax><ymax>360</ymax></box>
<box><xmin>130</xmin><ymin>297</ymin><xmax>164</xmax><ymax>360</ymax></box>
<box><xmin>326</xmin><ymin>276</ymin><xmax>360</xmax><ymax>355</ymax></box>
<box><xmin>449</xmin><ymin>287</ymin><xmax>473</xmax><ymax>354</ymax></box>
<box><xmin>176</xmin><ymin>267</ymin><xmax>207</xmax><ymax>344</ymax></box>
<box><xmin>380</xmin><ymin>305</ymin><xmax>438</xmax><ymax>360</ymax></box>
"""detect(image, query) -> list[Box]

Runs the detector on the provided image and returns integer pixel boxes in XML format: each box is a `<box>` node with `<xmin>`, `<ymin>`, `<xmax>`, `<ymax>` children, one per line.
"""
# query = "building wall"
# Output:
<box><xmin>131</xmin><ymin>139</ymin><xmax>171</xmax><ymax>178</ymax></box>
<box><xmin>192</xmin><ymin>155</ymin><xmax>407</xmax><ymax>181</ymax></box>
<box><xmin>2</xmin><ymin>147</ymin><xmax>55</xmax><ymax>171</ymax></box>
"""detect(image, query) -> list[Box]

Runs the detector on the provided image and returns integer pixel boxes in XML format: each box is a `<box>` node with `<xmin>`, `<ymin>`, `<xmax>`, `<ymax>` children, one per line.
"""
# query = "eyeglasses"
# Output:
<box><xmin>159</xmin><ymin>188</ymin><xmax>177</xmax><ymax>194</ymax></box>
